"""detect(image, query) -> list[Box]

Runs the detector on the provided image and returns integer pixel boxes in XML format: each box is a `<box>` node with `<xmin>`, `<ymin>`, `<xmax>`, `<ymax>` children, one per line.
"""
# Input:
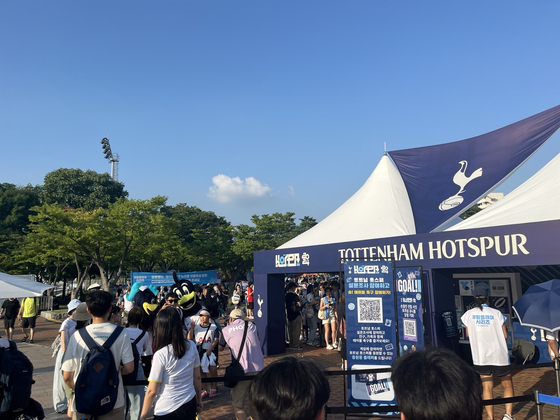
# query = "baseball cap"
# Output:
<box><xmin>199</xmin><ymin>309</ymin><xmax>211</xmax><ymax>316</ymax></box>
<box><xmin>229</xmin><ymin>309</ymin><xmax>246</xmax><ymax>320</ymax></box>
<box><xmin>67</xmin><ymin>299</ymin><xmax>81</xmax><ymax>313</ymax></box>
<box><xmin>87</xmin><ymin>283</ymin><xmax>101</xmax><ymax>291</ymax></box>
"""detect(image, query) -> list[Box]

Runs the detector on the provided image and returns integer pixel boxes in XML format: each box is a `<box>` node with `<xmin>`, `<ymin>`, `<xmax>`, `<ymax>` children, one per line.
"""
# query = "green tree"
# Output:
<box><xmin>232</xmin><ymin>212</ymin><xmax>317</xmax><ymax>277</ymax></box>
<box><xmin>161</xmin><ymin>204</ymin><xmax>235</xmax><ymax>272</ymax></box>
<box><xmin>0</xmin><ymin>183</ymin><xmax>40</xmax><ymax>272</ymax></box>
<box><xmin>41</xmin><ymin>168</ymin><xmax>128</xmax><ymax>210</ymax></box>
<box><xmin>21</xmin><ymin>197</ymin><xmax>172</xmax><ymax>295</ymax></box>
<box><xmin>459</xmin><ymin>205</ymin><xmax>482</xmax><ymax>220</ymax></box>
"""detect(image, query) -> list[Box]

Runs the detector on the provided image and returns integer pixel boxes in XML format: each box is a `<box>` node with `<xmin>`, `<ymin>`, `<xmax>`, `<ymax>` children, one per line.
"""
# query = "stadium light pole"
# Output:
<box><xmin>100</xmin><ymin>137</ymin><xmax>120</xmax><ymax>181</ymax></box>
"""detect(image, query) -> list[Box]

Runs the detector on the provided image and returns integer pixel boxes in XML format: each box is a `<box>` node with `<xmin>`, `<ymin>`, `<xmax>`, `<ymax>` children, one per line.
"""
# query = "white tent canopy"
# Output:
<box><xmin>447</xmin><ymin>152</ymin><xmax>560</xmax><ymax>231</ymax></box>
<box><xmin>0</xmin><ymin>271</ymin><xmax>54</xmax><ymax>299</ymax></box>
<box><xmin>278</xmin><ymin>154</ymin><xmax>415</xmax><ymax>249</ymax></box>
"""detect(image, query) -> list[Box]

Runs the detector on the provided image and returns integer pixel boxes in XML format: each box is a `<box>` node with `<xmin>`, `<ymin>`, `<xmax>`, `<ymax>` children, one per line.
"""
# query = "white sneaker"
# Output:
<box><xmin>502</xmin><ymin>414</ymin><xmax>515</xmax><ymax>420</ymax></box>
<box><xmin>326</xmin><ymin>344</ymin><xmax>334</xmax><ymax>350</ymax></box>
<box><xmin>332</xmin><ymin>342</ymin><xmax>338</xmax><ymax>349</ymax></box>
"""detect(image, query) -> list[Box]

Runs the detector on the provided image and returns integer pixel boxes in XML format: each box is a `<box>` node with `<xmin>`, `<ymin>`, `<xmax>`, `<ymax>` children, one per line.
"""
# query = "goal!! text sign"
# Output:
<box><xmin>345</xmin><ymin>261</ymin><xmax>397</xmax><ymax>407</ymax></box>
<box><xmin>395</xmin><ymin>267</ymin><xmax>424</xmax><ymax>354</ymax></box>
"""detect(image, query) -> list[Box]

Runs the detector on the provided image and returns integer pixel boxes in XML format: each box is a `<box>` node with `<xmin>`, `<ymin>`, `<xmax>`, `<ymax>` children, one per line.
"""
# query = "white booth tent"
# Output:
<box><xmin>446</xmin><ymin>152</ymin><xmax>560</xmax><ymax>231</ymax></box>
<box><xmin>0</xmin><ymin>271</ymin><xmax>54</xmax><ymax>299</ymax></box>
<box><xmin>256</xmin><ymin>106</ymin><xmax>560</xmax><ymax>355</ymax></box>
<box><xmin>277</xmin><ymin>146</ymin><xmax>560</xmax><ymax>249</ymax></box>
<box><xmin>279</xmin><ymin>150</ymin><xmax>560</xmax><ymax>250</ymax></box>
<box><xmin>278</xmin><ymin>154</ymin><xmax>416</xmax><ymax>249</ymax></box>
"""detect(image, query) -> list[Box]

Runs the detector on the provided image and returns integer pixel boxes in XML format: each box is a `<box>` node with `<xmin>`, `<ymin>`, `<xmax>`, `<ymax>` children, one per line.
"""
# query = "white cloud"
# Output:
<box><xmin>288</xmin><ymin>186</ymin><xmax>296</xmax><ymax>197</ymax></box>
<box><xmin>208</xmin><ymin>174</ymin><xmax>272</xmax><ymax>204</ymax></box>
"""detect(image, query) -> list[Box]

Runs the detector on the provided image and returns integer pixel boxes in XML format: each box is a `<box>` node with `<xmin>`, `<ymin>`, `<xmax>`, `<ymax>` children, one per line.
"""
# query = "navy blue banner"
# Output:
<box><xmin>345</xmin><ymin>261</ymin><xmax>397</xmax><ymax>408</ymax></box>
<box><xmin>395</xmin><ymin>267</ymin><xmax>424</xmax><ymax>354</ymax></box>
<box><xmin>388</xmin><ymin>105</ymin><xmax>560</xmax><ymax>234</ymax></box>
<box><xmin>255</xmin><ymin>220</ymin><xmax>560</xmax><ymax>275</ymax></box>
<box><xmin>131</xmin><ymin>270</ymin><xmax>219</xmax><ymax>286</ymax></box>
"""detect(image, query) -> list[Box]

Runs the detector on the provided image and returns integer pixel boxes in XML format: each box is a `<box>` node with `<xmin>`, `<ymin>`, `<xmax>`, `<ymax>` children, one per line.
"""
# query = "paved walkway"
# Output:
<box><xmin>14</xmin><ymin>317</ymin><xmax>560</xmax><ymax>420</ymax></box>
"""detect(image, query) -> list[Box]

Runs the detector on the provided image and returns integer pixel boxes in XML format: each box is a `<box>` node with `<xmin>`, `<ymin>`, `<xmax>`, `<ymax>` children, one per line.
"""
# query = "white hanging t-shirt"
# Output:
<box><xmin>461</xmin><ymin>305</ymin><xmax>509</xmax><ymax>366</ymax></box>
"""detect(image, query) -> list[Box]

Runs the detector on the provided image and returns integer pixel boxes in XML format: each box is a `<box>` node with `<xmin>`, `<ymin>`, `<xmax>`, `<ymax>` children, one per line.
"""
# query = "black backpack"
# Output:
<box><xmin>122</xmin><ymin>330</ymin><xmax>146</xmax><ymax>386</ymax></box>
<box><xmin>0</xmin><ymin>340</ymin><xmax>34</xmax><ymax>414</ymax></box>
<box><xmin>75</xmin><ymin>326</ymin><xmax>123</xmax><ymax>416</ymax></box>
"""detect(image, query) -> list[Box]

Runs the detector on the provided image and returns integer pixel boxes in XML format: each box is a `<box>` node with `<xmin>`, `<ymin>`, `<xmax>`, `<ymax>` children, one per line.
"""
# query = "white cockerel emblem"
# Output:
<box><xmin>439</xmin><ymin>160</ymin><xmax>483</xmax><ymax>211</ymax></box>
<box><xmin>257</xmin><ymin>294</ymin><xmax>264</xmax><ymax>318</ymax></box>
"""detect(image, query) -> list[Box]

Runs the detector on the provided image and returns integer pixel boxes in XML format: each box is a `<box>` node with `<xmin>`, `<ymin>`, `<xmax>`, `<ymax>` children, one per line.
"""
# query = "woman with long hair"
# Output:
<box><xmin>140</xmin><ymin>308</ymin><xmax>203</xmax><ymax>420</ymax></box>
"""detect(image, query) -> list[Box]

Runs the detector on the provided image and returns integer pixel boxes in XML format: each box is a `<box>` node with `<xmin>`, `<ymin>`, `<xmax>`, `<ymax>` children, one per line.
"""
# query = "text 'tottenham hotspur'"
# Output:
<box><xmin>338</xmin><ymin>234</ymin><xmax>529</xmax><ymax>261</ymax></box>
<box><xmin>274</xmin><ymin>233</ymin><xmax>530</xmax><ymax>268</ymax></box>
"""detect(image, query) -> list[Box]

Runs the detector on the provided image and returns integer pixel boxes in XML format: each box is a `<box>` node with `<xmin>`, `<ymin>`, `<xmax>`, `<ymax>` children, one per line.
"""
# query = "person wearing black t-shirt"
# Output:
<box><xmin>285</xmin><ymin>282</ymin><xmax>303</xmax><ymax>350</ymax></box>
<box><xmin>1</xmin><ymin>297</ymin><xmax>21</xmax><ymax>340</ymax></box>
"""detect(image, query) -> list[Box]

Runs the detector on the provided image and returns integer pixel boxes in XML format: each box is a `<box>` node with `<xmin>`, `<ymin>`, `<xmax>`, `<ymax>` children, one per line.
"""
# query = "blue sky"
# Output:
<box><xmin>1</xmin><ymin>1</ymin><xmax>559</xmax><ymax>226</ymax></box>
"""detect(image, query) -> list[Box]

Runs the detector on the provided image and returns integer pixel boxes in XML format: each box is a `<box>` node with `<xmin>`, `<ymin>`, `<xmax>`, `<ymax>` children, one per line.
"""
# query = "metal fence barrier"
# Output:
<box><xmin>197</xmin><ymin>360</ymin><xmax>559</xmax><ymax>419</ymax></box>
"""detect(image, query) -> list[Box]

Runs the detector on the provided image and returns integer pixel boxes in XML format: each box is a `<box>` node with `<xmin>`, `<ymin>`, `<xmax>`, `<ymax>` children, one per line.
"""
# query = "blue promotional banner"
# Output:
<box><xmin>345</xmin><ymin>260</ymin><xmax>397</xmax><ymax>409</ymax></box>
<box><xmin>395</xmin><ymin>267</ymin><xmax>424</xmax><ymax>354</ymax></box>
<box><xmin>131</xmin><ymin>270</ymin><xmax>219</xmax><ymax>286</ymax></box>
<box><xmin>388</xmin><ymin>105</ymin><xmax>560</xmax><ymax>234</ymax></box>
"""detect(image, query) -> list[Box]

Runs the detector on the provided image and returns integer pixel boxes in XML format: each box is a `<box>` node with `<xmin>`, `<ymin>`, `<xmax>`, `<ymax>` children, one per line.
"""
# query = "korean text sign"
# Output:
<box><xmin>395</xmin><ymin>267</ymin><xmax>424</xmax><ymax>353</ymax></box>
<box><xmin>345</xmin><ymin>261</ymin><xmax>397</xmax><ymax>408</ymax></box>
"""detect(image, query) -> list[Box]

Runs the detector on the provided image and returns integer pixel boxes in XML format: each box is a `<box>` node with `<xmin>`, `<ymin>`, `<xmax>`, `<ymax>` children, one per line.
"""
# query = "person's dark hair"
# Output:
<box><xmin>76</xmin><ymin>320</ymin><xmax>87</xmax><ymax>330</ymax></box>
<box><xmin>286</xmin><ymin>281</ymin><xmax>297</xmax><ymax>291</ymax></box>
<box><xmin>330</xmin><ymin>281</ymin><xmax>339</xmax><ymax>288</ymax></box>
<box><xmin>153</xmin><ymin>307</ymin><xmax>188</xmax><ymax>359</ymax></box>
<box><xmin>391</xmin><ymin>348</ymin><xmax>482</xmax><ymax>420</ymax></box>
<box><xmin>86</xmin><ymin>291</ymin><xmax>113</xmax><ymax>318</ymax></box>
<box><xmin>324</xmin><ymin>286</ymin><xmax>333</xmax><ymax>293</ymax></box>
<box><xmin>127</xmin><ymin>306</ymin><xmax>144</xmax><ymax>327</ymax></box>
<box><xmin>474</xmin><ymin>295</ymin><xmax>489</xmax><ymax>311</ymax></box>
<box><xmin>307</xmin><ymin>284</ymin><xmax>314</xmax><ymax>294</ymax></box>
<box><xmin>110</xmin><ymin>304</ymin><xmax>121</xmax><ymax>315</ymax></box>
<box><xmin>249</xmin><ymin>357</ymin><xmax>330</xmax><ymax>420</ymax></box>
<box><xmin>165</xmin><ymin>292</ymin><xmax>178</xmax><ymax>301</ymax></box>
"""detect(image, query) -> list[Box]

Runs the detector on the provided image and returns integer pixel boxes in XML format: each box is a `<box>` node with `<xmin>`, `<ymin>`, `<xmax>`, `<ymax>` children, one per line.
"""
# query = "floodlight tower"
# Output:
<box><xmin>100</xmin><ymin>137</ymin><xmax>120</xmax><ymax>181</ymax></box>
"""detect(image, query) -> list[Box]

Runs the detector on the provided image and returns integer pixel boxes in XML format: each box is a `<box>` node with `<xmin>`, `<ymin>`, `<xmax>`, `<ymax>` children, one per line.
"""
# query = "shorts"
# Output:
<box><xmin>322</xmin><ymin>314</ymin><xmax>336</xmax><ymax>325</ymax></box>
<box><xmin>474</xmin><ymin>365</ymin><xmax>511</xmax><ymax>377</ymax></box>
<box><xmin>246</xmin><ymin>302</ymin><xmax>254</xmax><ymax>310</ymax></box>
<box><xmin>154</xmin><ymin>397</ymin><xmax>196</xmax><ymax>420</ymax></box>
<box><xmin>231</xmin><ymin>379</ymin><xmax>252</xmax><ymax>408</ymax></box>
<box><xmin>3</xmin><ymin>317</ymin><xmax>16</xmax><ymax>329</ymax></box>
<box><xmin>64</xmin><ymin>382</ymin><xmax>74</xmax><ymax>399</ymax></box>
<box><xmin>22</xmin><ymin>316</ymin><xmax>36</xmax><ymax>329</ymax></box>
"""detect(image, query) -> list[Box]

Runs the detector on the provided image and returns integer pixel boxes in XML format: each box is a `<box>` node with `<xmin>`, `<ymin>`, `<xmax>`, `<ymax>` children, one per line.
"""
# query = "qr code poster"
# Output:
<box><xmin>402</xmin><ymin>318</ymin><xmax>417</xmax><ymax>341</ymax></box>
<box><xmin>357</xmin><ymin>297</ymin><xmax>383</xmax><ymax>323</ymax></box>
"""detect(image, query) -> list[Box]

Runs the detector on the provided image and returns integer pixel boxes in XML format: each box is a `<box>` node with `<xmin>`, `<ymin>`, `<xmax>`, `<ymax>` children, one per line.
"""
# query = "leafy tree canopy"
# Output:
<box><xmin>232</xmin><ymin>212</ymin><xmax>317</xmax><ymax>270</ymax></box>
<box><xmin>0</xmin><ymin>183</ymin><xmax>40</xmax><ymax>271</ymax></box>
<box><xmin>41</xmin><ymin>168</ymin><xmax>128</xmax><ymax>210</ymax></box>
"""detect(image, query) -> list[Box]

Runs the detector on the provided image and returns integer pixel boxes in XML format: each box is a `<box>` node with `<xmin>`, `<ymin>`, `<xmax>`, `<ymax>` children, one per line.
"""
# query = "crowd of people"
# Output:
<box><xmin>46</xmin><ymin>279</ymin><xmax>264</xmax><ymax>420</ymax></box>
<box><xmin>284</xmin><ymin>276</ymin><xmax>345</xmax><ymax>359</ymax></box>
<box><xmin>0</xmin><ymin>277</ymin><xmax>536</xmax><ymax>420</ymax></box>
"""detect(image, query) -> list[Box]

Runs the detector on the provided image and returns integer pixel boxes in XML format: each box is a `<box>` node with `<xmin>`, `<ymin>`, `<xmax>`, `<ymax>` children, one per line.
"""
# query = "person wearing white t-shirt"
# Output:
<box><xmin>125</xmin><ymin>307</ymin><xmax>152</xmax><ymax>420</ymax></box>
<box><xmin>140</xmin><ymin>307</ymin><xmax>203</xmax><ymax>420</ymax></box>
<box><xmin>62</xmin><ymin>291</ymin><xmax>134</xmax><ymax>420</ymax></box>
<box><xmin>461</xmin><ymin>295</ymin><xmax>514</xmax><ymax>420</ymax></box>
<box><xmin>188</xmin><ymin>309</ymin><xmax>220</xmax><ymax>398</ymax></box>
